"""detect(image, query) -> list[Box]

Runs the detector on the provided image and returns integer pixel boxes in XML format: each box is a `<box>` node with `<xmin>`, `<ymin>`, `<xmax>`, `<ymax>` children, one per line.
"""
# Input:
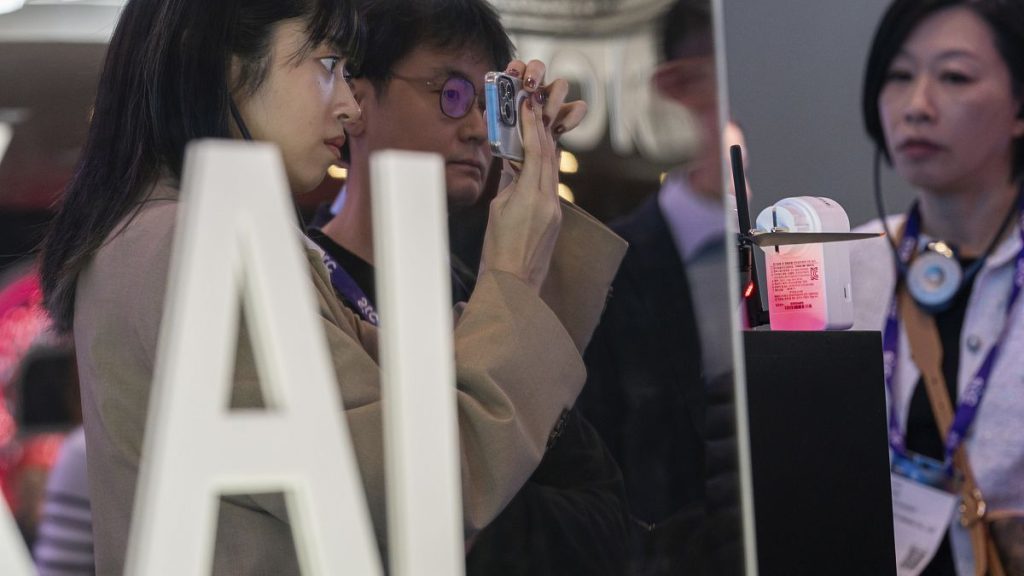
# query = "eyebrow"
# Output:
<box><xmin>894</xmin><ymin>48</ymin><xmax>981</xmax><ymax>63</ymax></box>
<box><xmin>428</xmin><ymin>66</ymin><xmax>483</xmax><ymax>86</ymax></box>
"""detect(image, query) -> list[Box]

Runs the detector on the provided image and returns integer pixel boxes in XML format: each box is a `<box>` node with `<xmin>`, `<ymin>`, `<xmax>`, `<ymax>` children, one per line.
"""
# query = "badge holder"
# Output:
<box><xmin>889</xmin><ymin>451</ymin><xmax>958</xmax><ymax>576</ymax></box>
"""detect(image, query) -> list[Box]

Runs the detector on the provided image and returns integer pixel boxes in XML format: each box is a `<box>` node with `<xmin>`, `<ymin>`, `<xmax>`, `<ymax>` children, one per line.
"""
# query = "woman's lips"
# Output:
<box><xmin>897</xmin><ymin>139</ymin><xmax>944</xmax><ymax>161</ymax></box>
<box><xmin>325</xmin><ymin>136</ymin><xmax>345</xmax><ymax>161</ymax></box>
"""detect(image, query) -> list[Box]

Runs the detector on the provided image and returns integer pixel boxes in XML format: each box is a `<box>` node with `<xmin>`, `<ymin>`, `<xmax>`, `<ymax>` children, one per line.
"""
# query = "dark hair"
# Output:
<box><xmin>350</xmin><ymin>0</ymin><xmax>514</xmax><ymax>94</ymax></box>
<box><xmin>863</xmin><ymin>0</ymin><xmax>1024</xmax><ymax>180</ymax></box>
<box><xmin>661</xmin><ymin>0</ymin><xmax>713</xmax><ymax>63</ymax></box>
<box><xmin>40</xmin><ymin>0</ymin><xmax>360</xmax><ymax>332</ymax></box>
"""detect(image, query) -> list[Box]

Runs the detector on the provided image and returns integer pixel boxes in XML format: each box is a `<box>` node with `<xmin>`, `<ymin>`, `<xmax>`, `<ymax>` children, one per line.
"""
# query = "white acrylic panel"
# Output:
<box><xmin>713</xmin><ymin>0</ymin><xmax>759</xmax><ymax>572</ymax></box>
<box><xmin>0</xmin><ymin>496</ymin><xmax>33</xmax><ymax>576</ymax></box>
<box><xmin>0</xmin><ymin>1</ymin><xmax>23</xmax><ymax>17</ymax></box>
<box><xmin>0</xmin><ymin>123</ymin><xmax>11</xmax><ymax>168</ymax></box>
<box><xmin>125</xmin><ymin>140</ymin><xmax>382</xmax><ymax>575</ymax></box>
<box><xmin>371</xmin><ymin>150</ymin><xmax>464</xmax><ymax>576</ymax></box>
<box><xmin>0</xmin><ymin>3</ymin><xmax>120</xmax><ymax>42</ymax></box>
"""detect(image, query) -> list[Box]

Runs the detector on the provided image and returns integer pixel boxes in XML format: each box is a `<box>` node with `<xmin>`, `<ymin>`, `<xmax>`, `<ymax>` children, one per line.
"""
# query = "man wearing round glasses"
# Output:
<box><xmin>353</xmin><ymin>65</ymin><xmax>490</xmax><ymax>208</ymax></box>
<box><xmin>391</xmin><ymin>72</ymin><xmax>485</xmax><ymax>119</ymax></box>
<box><xmin>306</xmin><ymin>1</ymin><xmax>629</xmax><ymax>574</ymax></box>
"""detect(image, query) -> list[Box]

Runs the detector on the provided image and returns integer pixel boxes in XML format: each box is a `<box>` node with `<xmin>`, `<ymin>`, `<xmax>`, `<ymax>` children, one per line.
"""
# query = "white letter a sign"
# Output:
<box><xmin>125</xmin><ymin>140</ymin><xmax>383</xmax><ymax>575</ymax></box>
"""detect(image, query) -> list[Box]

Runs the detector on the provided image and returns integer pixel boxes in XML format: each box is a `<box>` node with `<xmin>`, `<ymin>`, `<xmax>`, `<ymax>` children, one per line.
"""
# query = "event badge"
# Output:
<box><xmin>890</xmin><ymin>452</ymin><xmax>958</xmax><ymax>576</ymax></box>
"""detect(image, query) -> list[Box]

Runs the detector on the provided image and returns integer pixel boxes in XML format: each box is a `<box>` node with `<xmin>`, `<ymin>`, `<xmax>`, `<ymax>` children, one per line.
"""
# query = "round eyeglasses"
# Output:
<box><xmin>391</xmin><ymin>73</ymin><xmax>483</xmax><ymax>120</ymax></box>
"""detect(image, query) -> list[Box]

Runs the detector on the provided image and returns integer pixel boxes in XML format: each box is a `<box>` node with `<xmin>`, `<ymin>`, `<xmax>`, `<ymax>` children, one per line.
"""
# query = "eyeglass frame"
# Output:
<box><xmin>388</xmin><ymin>71</ymin><xmax>487</xmax><ymax>120</ymax></box>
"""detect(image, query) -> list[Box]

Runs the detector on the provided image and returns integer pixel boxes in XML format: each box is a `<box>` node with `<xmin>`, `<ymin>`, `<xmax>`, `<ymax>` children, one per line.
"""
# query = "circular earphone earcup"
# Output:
<box><xmin>907</xmin><ymin>249</ymin><xmax>963</xmax><ymax>313</ymax></box>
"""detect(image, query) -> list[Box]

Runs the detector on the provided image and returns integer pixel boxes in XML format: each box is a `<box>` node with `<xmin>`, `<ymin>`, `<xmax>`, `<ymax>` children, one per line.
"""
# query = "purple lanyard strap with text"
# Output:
<box><xmin>321</xmin><ymin>251</ymin><xmax>380</xmax><ymax>326</ymax></box>
<box><xmin>882</xmin><ymin>192</ymin><xmax>1024</xmax><ymax>474</ymax></box>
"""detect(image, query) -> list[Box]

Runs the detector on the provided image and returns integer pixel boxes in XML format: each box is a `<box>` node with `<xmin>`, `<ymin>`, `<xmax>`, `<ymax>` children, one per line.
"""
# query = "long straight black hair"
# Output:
<box><xmin>40</xmin><ymin>0</ymin><xmax>360</xmax><ymax>332</ymax></box>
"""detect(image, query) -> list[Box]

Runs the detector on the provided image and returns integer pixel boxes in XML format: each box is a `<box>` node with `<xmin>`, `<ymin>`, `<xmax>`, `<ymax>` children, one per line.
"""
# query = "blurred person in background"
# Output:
<box><xmin>0</xmin><ymin>268</ymin><xmax>77</xmax><ymax>553</ymax></box>
<box><xmin>577</xmin><ymin>0</ymin><xmax>748</xmax><ymax>573</ymax></box>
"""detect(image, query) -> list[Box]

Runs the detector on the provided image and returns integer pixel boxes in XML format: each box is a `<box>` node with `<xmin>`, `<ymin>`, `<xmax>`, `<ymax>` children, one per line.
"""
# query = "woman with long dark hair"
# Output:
<box><xmin>39</xmin><ymin>0</ymin><xmax>618</xmax><ymax>572</ymax></box>
<box><xmin>853</xmin><ymin>0</ymin><xmax>1024</xmax><ymax>573</ymax></box>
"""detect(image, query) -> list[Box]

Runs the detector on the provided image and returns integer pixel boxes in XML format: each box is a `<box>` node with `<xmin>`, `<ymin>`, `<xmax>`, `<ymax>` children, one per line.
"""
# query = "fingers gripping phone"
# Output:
<box><xmin>485</xmin><ymin>71</ymin><xmax>528</xmax><ymax>163</ymax></box>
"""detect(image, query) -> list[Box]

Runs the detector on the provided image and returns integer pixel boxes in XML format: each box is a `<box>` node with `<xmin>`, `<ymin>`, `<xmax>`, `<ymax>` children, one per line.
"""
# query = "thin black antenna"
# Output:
<box><xmin>731</xmin><ymin>145</ymin><xmax>751</xmax><ymax>236</ymax></box>
<box><xmin>730</xmin><ymin>144</ymin><xmax>768</xmax><ymax>327</ymax></box>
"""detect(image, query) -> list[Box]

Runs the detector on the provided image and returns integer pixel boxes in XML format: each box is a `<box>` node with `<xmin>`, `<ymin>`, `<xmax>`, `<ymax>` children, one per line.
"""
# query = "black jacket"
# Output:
<box><xmin>577</xmin><ymin>196</ymin><xmax>709</xmax><ymax>575</ymax></box>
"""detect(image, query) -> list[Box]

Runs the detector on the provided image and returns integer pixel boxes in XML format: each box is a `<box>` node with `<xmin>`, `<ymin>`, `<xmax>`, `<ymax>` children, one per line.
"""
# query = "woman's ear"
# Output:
<box><xmin>228</xmin><ymin>55</ymin><xmax>244</xmax><ymax>98</ymax></box>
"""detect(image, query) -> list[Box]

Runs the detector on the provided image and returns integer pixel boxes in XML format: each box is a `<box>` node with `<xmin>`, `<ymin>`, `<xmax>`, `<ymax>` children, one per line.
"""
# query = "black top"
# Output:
<box><xmin>306</xmin><ymin>228</ymin><xmax>377</xmax><ymax>300</ymax></box>
<box><xmin>306</xmin><ymin>227</ymin><xmax>472</xmax><ymax>307</ymax></box>
<box><xmin>906</xmin><ymin>259</ymin><xmax>977</xmax><ymax>576</ymax></box>
<box><xmin>577</xmin><ymin>196</ymin><xmax>708</xmax><ymax>575</ymax></box>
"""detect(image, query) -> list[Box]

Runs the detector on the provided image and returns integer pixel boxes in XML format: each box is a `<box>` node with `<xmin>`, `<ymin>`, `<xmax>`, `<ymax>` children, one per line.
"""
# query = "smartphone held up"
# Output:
<box><xmin>485</xmin><ymin>71</ymin><xmax>527</xmax><ymax>163</ymax></box>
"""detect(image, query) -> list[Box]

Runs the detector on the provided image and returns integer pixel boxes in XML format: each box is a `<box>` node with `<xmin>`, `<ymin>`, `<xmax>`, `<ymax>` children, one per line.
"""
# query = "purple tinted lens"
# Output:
<box><xmin>440</xmin><ymin>77</ymin><xmax>475</xmax><ymax>118</ymax></box>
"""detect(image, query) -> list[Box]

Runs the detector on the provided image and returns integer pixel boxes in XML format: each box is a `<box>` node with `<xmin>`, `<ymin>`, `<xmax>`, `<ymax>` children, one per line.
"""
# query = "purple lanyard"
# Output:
<box><xmin>883</xmin><ymin>195</ymin><xmax>1024</xmax><ymax>473</ymax></box>
<box><xmin>321</xmin><ymin>251</ymin><xmax>379</xmax><ymax>326</ymax></box>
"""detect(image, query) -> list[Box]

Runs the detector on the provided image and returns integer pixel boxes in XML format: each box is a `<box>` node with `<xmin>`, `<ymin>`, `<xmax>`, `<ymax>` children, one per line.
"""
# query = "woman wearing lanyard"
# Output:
<box><xmin>37</xmin><ymin>0</ymin><xmax>615</xmax><ymax>573</ymax></box>
<box><xmin>852</xmin><ymin>0</ymin><xmax>1024</xmax><ymax>574</ymax></box>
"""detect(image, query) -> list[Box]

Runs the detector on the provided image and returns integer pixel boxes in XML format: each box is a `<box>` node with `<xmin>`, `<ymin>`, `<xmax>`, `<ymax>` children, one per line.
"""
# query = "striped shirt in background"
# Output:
<box><xmin>34</xmin><ymin>427</ymin><xmax>94</xmax><ymax>575</ymax></box>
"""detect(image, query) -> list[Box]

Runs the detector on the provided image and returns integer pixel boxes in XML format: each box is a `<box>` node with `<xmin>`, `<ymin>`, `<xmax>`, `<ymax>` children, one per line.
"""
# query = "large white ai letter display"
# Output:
<box><xmin>372</xmin><ymin>151</ymin><xmax>463</xmax><ymax>576</ymax></box>
<box><xmin>125</xmin><ymin>140</ymin><xmax>382</xmax><ymax>575</ymax></box>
